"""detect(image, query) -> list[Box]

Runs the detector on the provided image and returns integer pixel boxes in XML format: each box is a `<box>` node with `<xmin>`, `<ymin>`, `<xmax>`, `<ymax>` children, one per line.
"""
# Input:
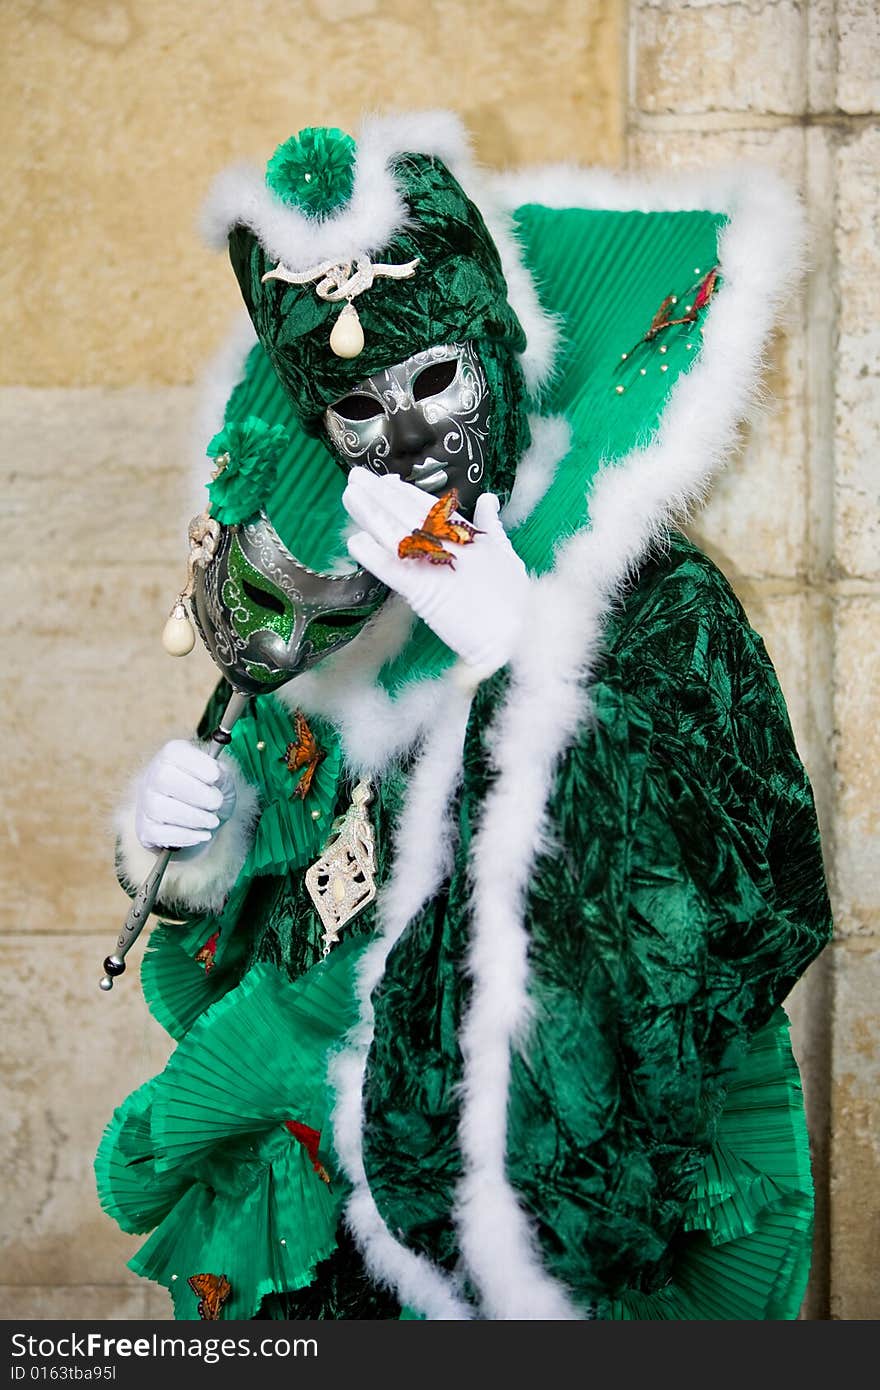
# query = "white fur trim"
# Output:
<box><xmin>328</xmin><ymin>673</ymin><xmax>475</xmax><ymax>1319</ymax></box>
<box><xmin>201</xmin><ymin>110</ymin><xmax>469</xmax><ymax>270</ymax></box>
<box><xmin>199</xmin><ymin>109</ymin><xmax>560</xmax><ymax>397</ymax></box>
<box><xmin>501</xmin><ymin>414</ymin><xmax>571</xmax><ymax>529</ymax></box>
<box><xmin>452</xmin><ymin>571</ymin><xmax>594</xmax><ymax>1318</ymax></box>
<box><xmin>114</xmin><ymin>750</ymin><xmax>261</xmax><ymax>916</ymax></box>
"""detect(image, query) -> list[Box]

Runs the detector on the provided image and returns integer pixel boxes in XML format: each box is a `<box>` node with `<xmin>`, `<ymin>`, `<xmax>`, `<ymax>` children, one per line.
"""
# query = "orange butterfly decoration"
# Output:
<box><xmin>187</xmin><ymin>1272</ymin><xmax>231</xmax><ymax>1321</ymax></box>
<box><xmin>397</xmin><ymin>488</ymin><xmax>483</xmax><ymax>569</ymax></box>
<box><xmin>281</xmin><ymin>710</ymin><xmax>325</xmax><ymax>799</ymax></box>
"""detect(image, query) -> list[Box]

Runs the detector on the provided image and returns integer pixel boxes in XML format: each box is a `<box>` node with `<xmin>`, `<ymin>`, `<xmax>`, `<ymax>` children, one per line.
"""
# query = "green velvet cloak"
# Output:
<box><xmin>98</xmin><ymin>532</ymin><xmax>831</xmax><ymax>1320</ymax></box>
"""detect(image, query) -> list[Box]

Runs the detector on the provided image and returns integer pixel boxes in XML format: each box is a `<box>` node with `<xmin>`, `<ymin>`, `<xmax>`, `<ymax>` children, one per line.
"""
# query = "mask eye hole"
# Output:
<box><xmin>242</xmin><ymin>579</ymin><xmax>286</xmax><ymax>615</ymax></box>
<box><xmin>314</xmin><ymin>610</ymin><xmax>366</xmax><ymax>630</ymax></box>
<box><xmin>333</xmin><ymin>394</ymin><xmax>385</xmax><ymax>422</ymax></box>
<box><xmin>412</xmin><ymin>359</ymin><xmax>458</xmax><ymax>401</ymax></box>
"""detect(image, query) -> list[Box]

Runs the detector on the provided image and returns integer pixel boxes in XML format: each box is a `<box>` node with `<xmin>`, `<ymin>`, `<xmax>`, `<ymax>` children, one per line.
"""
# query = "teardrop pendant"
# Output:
<box><xmin>162</xmin><ymin>602</ymin><xmax>196</xmax><ymax>656</ymax></box>
<box><xmin>329</xmin><ymin>301</ymin><xmax>364</xmax><ymax>358</ymax></box>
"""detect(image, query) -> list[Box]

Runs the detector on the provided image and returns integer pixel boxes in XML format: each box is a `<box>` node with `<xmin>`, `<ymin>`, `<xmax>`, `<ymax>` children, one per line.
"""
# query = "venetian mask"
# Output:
<box><xmin>190</xmin><ymin>512</ymin><xmax>388</xmax><ymax>696</ymax></box>
<box><xmin>322</xmin><ymin>341</ymin><xmax>492</xmax><ymax>515</ymax></box>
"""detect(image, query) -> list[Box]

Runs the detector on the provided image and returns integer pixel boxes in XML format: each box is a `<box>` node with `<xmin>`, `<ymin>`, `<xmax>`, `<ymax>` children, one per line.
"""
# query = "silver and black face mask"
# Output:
<box><xmin>190</xmin><ymin>513</ymin><xmax>387</xmax><ymax>696</ymax></box>
<box><xmin>322</xmin><ymin>341</ymin><xmax>491</xmax><ymax>515</ymax></box>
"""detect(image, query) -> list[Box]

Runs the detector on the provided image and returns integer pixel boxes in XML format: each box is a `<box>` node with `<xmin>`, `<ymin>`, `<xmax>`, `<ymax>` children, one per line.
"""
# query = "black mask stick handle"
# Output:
<box><xmin>99</xmin><ymin>688</ymin><xmax>250</xmax><ymax>991</ymax></box>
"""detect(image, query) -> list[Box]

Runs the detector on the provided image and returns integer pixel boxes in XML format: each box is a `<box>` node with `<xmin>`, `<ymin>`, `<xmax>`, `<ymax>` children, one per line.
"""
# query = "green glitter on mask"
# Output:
<box><xmin>224</xmin><ymin>537</ymin><xmax>295</xmax><ymax>643</ymax></box>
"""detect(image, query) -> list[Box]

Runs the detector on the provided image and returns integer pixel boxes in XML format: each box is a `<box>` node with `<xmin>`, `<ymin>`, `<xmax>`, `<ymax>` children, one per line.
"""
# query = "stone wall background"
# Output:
<box><xmin>0</xmin><ymin>0</ymin><xmax>875</xmax><ymax>1320</ymax></box>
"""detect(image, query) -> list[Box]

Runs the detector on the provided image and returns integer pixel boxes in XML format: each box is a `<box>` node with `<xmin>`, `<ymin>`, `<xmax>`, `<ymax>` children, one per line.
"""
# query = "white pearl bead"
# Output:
<box><xmin>162</xmin><ymin>609</ymin><xmax>196</xmax><ymax>657</ymax></box>
<box><xmin>329</xmin><ymin>303</ymin><xmax>364</xmax><ymax>358</ymax></box>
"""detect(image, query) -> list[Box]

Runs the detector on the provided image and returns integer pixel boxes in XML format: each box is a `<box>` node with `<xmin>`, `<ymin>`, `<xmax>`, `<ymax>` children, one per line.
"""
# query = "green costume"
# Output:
<box><xmin>99</xmin><ymin>113</ymin><xmax>832</xmax><ymax>1320</ymax></box>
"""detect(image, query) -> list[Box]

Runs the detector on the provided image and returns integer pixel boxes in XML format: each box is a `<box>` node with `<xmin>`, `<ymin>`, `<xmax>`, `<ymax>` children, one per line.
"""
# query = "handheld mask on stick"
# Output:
<box><xmin>99</xmin><ymin>502</ymin><xmax>387</xmax><ymax>991</ymax></box>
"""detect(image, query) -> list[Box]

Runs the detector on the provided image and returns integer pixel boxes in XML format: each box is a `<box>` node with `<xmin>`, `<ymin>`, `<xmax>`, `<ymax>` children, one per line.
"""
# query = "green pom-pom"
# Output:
<box><xmin>265</xmin><ymin>126</ymin><xmax>356</xmax><ymax>218</ymax></box>
<box><xmin>207</xmin><ymin>416</ymin><xmax>288</xmax><ymax>524</ymax></box>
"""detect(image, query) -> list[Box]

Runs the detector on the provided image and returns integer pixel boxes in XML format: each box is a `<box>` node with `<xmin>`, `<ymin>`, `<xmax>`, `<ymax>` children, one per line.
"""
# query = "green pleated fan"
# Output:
<box><xmin>96</xmin><ymin>940</ymin><xmax>365</xmax><ymax>1319</ymax></box>
<box><xmin>94</xmin><ymin>1079</ymin><xmax>190</xmax><ymax>1235</ymax></box>
<box><xmin>128</xmin><ymin>1133</ymin><xmax>343</xmax><ymax>1320</ymax></box>
<box><xmin>140</xmin><ymin>920</ymin><xmax>249</xmax><ymax>1042</ymax></box>
<box><xmin>150</xmin><ymin>938</ymin><xmax>363</xmax><ymax>1174</ymax></box>
<box><xmin>603</xmin><ymin>1008</ymin><xmax>815</xmax><ymax>1320</ymax></box>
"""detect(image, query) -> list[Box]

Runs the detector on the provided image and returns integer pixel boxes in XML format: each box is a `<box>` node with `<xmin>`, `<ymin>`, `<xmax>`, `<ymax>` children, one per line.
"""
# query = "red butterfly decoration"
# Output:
<box><xmin>285</xmin><ymin>1120</ymin><xmax>332</xmax><ymax>1186</ymax></box>
<box><xmin>194</xmin><ymin>930</ymin><xmax>220</xmax><ymax>975</ymax></box>
<box><xmin>187</xmin><ymin>1272</ymin><xmax>231</xmax><ymax>1321</ymax></box>
<box><xmin>397</xmin><ymin>488</ymin><xmax>483</xmax><ymax>569</ymax></box>
<box><xmin>622</xmin><ymin>268</ymin><xmax>720</xmax><ymax>359</ymax></box>
<box><xmin>692</xmin><ymin>267</ymin><xmax>719</xmax><ymax>313</ymax></box>
<box><xmin>280</xmin><ymin>710</ymin><xmax>325</xmax><ymax>799</ymax></box>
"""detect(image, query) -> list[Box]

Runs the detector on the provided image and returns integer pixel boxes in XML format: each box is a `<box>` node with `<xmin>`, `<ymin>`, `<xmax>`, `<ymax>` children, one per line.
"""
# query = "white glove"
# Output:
<box><xmin>343</xmin><ymin>468</ymin><xmax>530</xmax><ymax>678</ymax></box>
<box><xmin>135</xmin><ymin>739</ymin><xmax>237</xmax><ymax>853</ymax></box>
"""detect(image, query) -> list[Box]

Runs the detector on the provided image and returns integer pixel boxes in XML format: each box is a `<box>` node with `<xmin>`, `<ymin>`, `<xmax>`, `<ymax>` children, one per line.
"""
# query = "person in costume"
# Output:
<box><xmin>97</xmin><ymin>113</ymin><xmax>833</xmax><ymax>1320</ymax></box>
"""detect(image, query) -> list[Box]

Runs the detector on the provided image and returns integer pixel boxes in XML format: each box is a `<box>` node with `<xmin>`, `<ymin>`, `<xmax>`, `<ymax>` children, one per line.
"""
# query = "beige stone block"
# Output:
<box><xmin>755</xmin><ymin>588</ymin><xmax>834</xmax><ymax>834</ymax></box>
<box><xmin>0</xmin><ymin>1285</ymin><xmax>147</xmax><ymax>1321</ymax></box>
<box><xmin>832</xmin><ymin>596</ymin><xmax>880</xmax><ymax>937</ymax></box>
<box><xmin>786</xmin><ymin>953</ymin><xmax>832</xmax><ymax>1115</ymax></box>
<box><xmin>633</xmin><ymin>0</ymin><xmax>805</xmax><ymax>116</ymax></box>
<box><xmin>807</xmin><ymin>0</ymin><xmax>837</xmax><ymax>113</ymax></box>
<box><xmin>803</xmin><ymin>0</ymin><xmax>880</xmax><ymax>116</ymax></box>
<box><xmin>803</xmin><ymin>126</ymin><xmax>836</xmax><ymax>581</ymax></box>
<box><xmin>0</xmin><ymin>387</ymin><xmax>220</xmax><ymax>935</ymax></box>
<box><xmin>0</xmin><ymin>933</ymin><xmax>172</xmax><ymax>1287</ymax></box>
<box><xmin>0</xmin><ymin>383</ymin><xmax>207</xmax><ymax>540</ymax></box>
<box><xmin>829</xmin><ymin>937</ymin><xmax>880</xmax><ymax>1319</ymax></box>
<box><xmin>833</xmin><ymin>126</ymin><xmax>880</xmax><ymax>580</ymax></box>
<box><xmin>836</xmin><ymin>0</ymin><xmax>880</xmax><ymax>114</ymax></box>
<box><xmin>0</xmin><ymin>0</ymin><xmax>625</xmax><ymax>388</ymax></box>
<box><xmin>144</xmin><ymin>1283</ymin><xmax>174</xmax><ymax>1320</ymax></box>
<box><xmin>628</xmin><ymin>122</ymin><xmax>808</xmax><ymax>188</ymax></box>
<box><xmin>691</xmin><ymin>322</ymin><xmax>808</xmax><ymax>581</ymax></box>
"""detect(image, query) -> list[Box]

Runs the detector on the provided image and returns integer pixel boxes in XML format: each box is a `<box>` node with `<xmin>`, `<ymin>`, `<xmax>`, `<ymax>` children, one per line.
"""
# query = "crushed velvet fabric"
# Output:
<box><xmin>160</xmin><ymin>529</ymin><xmax>829</xmax><ymax>1319</ymax></box>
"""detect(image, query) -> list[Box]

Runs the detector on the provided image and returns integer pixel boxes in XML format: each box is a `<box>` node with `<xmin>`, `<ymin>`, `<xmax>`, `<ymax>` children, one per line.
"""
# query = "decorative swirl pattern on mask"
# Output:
<box><xmin>322</xmin><ymin>341</ymin><xmax>492</xmax><ymax>503</ymax></box>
